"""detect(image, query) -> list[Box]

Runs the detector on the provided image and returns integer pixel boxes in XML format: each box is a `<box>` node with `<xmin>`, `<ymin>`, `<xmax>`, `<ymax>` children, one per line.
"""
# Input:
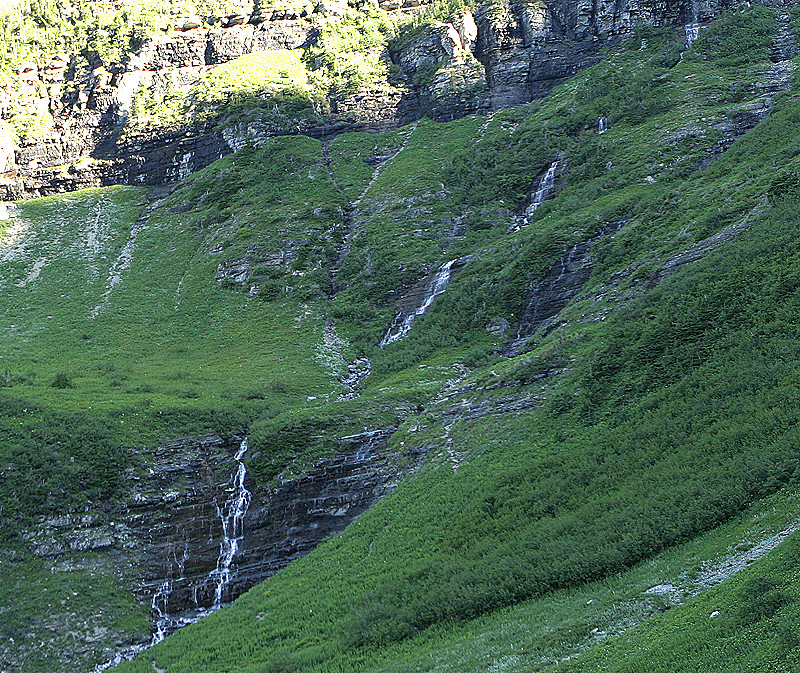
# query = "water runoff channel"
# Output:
<box><xmin>92</xmin><ymin>438</ymin><xmax>252</xmax><ymax>672</ymax></box>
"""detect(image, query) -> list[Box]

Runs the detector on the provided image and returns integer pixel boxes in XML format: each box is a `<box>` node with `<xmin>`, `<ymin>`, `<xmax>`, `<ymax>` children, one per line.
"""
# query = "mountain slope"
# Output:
<box><xmin>4</xmin><ymin>3</ymin><xmax>800</xmax><ymax>673</ymax></box>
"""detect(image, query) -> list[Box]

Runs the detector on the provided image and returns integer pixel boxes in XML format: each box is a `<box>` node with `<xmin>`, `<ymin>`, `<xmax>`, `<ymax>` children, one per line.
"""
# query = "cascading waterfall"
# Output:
<box><xmin>685</xmin><ymin>0</ymin><xmax>702</xmax><ymax>44</ymax></box>
<box><xmin>380</xmin><ymin>259</ymin><xmax>457</xmax><ymax>346</ymax></box>
<box><xmin>598</xmin><ymin>117</ymin><xmax>608</xmax><ymax>134</ymax></box>
<box><xmin>90</xmin><ymin>438</ymin><xmax>252</xmax><ymax>672</ymax></box>
<box><xmin>210</xmin><ymin>437</ymin><xmax>252</xmax><ymax>609</ymax></box>
<box><xmin>511</xmin><ymin>161</ymin><xmax>560</xmax><ymax>231</ymax></box>
<box><xmin>526</xmin><ymin>161</ymin><xmax>559</xmax><ymax>220</ymax></box>
<box><xmin>150</xmin><ymin>580</ymin><xmax>174</xmax><ymax>645</ymax></box>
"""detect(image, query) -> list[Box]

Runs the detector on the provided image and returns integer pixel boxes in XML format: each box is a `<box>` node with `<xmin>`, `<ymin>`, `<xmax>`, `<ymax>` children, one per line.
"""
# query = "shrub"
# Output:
<box><xmin>51</xmin><ymin>372</ymin><xmax>74</xmax><ymax>389</ymax></box>
<box><xmin>736</xmin><ymin>577</ymin><xmax>793</xmax><ymax>625</ymax></box>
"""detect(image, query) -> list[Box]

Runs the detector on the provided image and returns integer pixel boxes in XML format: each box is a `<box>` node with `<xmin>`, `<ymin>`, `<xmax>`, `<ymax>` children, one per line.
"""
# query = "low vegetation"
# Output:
<box><xmin>0</xmin><ymin>1</ymin><xmax>257</xmax><ymax>78</ymax></box>
<box><xmin>3</xmin><ymin>5</ymin><xmax>800</xmax><ymax>673</ymax></box>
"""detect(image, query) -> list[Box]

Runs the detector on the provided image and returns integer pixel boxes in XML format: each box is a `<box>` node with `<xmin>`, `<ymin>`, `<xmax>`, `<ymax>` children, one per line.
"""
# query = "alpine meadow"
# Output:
<box><xmin>2</xmin><ymin>1</ymin><xmax>800</xmax><ymax>672</ymax></box>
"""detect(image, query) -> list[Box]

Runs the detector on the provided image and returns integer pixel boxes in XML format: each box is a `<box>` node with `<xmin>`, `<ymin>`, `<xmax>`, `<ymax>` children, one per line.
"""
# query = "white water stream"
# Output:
<box><xmin>210</xmin><ymin>437</ymin><xmax>252</xmax><ymax>609</ymax></box>
<box><xmin>511</xmin><ymin>161</ymin><xmax>560</xmax><ymax>232</ymax></box>
<box><xmin>685</xmin><ymin>0</ymin><xmax>702</xmax><ymax>45</ymax></box>
<box><xmin>91</xmin><ymin>438</ymin><xmax>252</xmax><ymax>671</ymax></box>
<box><xmin>380</xmin><ymin>259</ymin><xmax>457</xmax><ymax>346</ymax></box>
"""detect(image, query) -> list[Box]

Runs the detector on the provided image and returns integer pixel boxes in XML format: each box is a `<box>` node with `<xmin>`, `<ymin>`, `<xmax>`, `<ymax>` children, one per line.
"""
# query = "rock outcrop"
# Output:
<box><xmin>20</xmin><ymin>428</ymin><xmax>418</xmax><ymax>669</ymax></box>
<box><xmin>392</xmin><ymin>0</ymin><xmax>729</xmax><ymax>120</ymax></box>
<box><xmin>0</xmin><ymin>0</ymin><xmax>742</xmax><ymax>200</ymax></box>
<box><xmin>134</xmin><ymin>428</ymin><xmax>407</xmax><ymax>622</ymax></box>
<box><xmin>506</xmin><ymin>219</ymin><xmax>628</xmax><ymax>354</ymax></box>
<box><xmin>0</xmin><ymin>14</ymin><xmax>318</xmax><ymax>200</ymax></box>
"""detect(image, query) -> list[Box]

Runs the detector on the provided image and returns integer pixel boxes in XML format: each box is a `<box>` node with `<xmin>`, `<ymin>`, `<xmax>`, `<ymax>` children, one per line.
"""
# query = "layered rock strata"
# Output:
<box><xmin>0</xmin><ymin>0</ymin><xmax>737</xmax><ymax>199</ymax></box>
<box><xmin>23</xmin><ymin>428</ymin><xmax>415</xmax><ymax>662</ymax></box>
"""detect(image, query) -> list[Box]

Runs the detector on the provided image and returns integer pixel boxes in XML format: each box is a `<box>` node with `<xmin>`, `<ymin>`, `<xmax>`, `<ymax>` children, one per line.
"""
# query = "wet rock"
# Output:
<box><xmin>507</xmin><ymin>220</ymin><xmax>628</xmax><ymax>354</ymax></box>
<box><xmin>21</xmin><ymin>429</ymin><xmax>421</xmax><ymax>660</ymax></box>
<box><xmin>379</xmin><ymin>255</ymin><xmax>473</xmax><ymax>346</ymax></box>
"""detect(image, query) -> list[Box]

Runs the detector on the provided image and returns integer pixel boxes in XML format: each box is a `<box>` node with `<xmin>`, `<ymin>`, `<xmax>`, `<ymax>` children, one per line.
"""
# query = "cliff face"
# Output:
<box><xmin>0</xmin><ymin>0</ymin><xmax>734</xmax><ymax>199</ymax></box>
<box><xmin>395</xmin><ymin>0</ymin><xmax>729</xmax><ymax>119</ymax></box>
<box><xmin>16</xmin><ymin>428</ymin><xmax>414</xmax><ymax>669</ymax></box>
<box><xmin>0</xmin><ymin>15</ymin><xmax>316</xmax><ymax>199</ymax></box>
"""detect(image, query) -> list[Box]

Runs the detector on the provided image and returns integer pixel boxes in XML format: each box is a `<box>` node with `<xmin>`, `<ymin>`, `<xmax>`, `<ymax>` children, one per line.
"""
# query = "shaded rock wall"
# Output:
<box><xmin>26</xmin><ymin>428</ymin><xmax>415</xmax><ymax>647</ymax></box>
<box><xmin>0</xmin><ymin>15</ymin><xmax>317</xmax><ymax>200</ymax></box>
<box><xmin>506</xmin><ymin>219</ymin><xmax>628</xmax><ymax>354</ymax></box>
<box><xmin>0</xmin><ymin>0</ymin><xmax>744</xmax><ymax>200</ymax></box>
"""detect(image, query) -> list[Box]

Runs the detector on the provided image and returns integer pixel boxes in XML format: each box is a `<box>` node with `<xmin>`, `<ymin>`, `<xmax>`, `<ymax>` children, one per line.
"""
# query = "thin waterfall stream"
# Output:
<box><xmin>511</xmin><ymin>160</ymin><xmax>561</xmax><ymax>231</ymax></box>
<box><xmin>91</xmin><ymin>437</ymin><xmax>252</xmax><ymax>671</ymax></box>
<box><xmin>210</xmin><ymin>437</ymin><xmax>252</xmax><ymax>610</ymax></box>
<box><xmin>685</xmin><ymin>0</ymin><xmax>702</xmax><ymax>45</ymax></box>
<box><xmin>380</xmin><ymin>259</ymin><xmax>458</xmax><ymax>346</ymax></box>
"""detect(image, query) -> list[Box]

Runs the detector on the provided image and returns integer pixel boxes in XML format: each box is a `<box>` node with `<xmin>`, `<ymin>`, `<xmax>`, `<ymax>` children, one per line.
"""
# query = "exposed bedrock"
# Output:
<box><xmin>393</xmin><ymin>0</ymin><xmax>731</xmax><ymax>119</ymax></box>
<box><xmin>25</xmin><ymin>428</ymin><xmax>417</xmax><ymax>649</ymax></box>
<box><xmin>0</xmin><ymin>0</ymin><xmax>744</xmax><ymax>199</ymax></box>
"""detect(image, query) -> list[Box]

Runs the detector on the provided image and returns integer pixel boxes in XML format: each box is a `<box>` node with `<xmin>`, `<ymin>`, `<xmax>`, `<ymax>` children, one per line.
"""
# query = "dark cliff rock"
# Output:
<box><xmin>0</xmin><ymin>0</ymin><xmax>741</xmax><ymax>200</ymax></box>
<box><xmin>506</xmin><ymin>219</ymin><xmax>628</xmax><ymax>354</ymax></box>
<box><xmin>0</xmin><ymin>16</ymin><xmax>318</xmax><ymax>200</ymax></box>
<box><xmin>134</xmin><ymin>428</ymin><xmax>408</xmax><ymax>621</ymax></box>
<box><xmin>392</xmin><ymin>0</ymin><xmax>728</xmax><ymax>120</ymax></box>
<box><xmin>22</xmin><ymin>427</ymin><xmax>418</xmax><ymax>665</ymax></box>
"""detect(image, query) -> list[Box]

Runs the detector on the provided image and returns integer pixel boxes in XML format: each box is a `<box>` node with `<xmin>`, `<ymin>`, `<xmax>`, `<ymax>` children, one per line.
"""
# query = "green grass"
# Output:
<box><xmin>554</xmin><ymin>532</ymin><xmax>800</xmax><ymax>673</ymax></box>
<box><xmin>328</xmin><ymin>131</ymin><xmax>407</xmax><ymax>202</ymax></box>
<box><xmin>6</xmin><ymin>6</ymin><xmax>800</xmax><ymax>673</ymax></box>
<box><xmin>127</xmin><ymin>50</ymin><xmax>319</xmax><ymax>132</ymax></box>
<box><xmin>101</xmin><ymin>8</ymin><xmax>800</xmax><ymax>672</ymax></box>
<box><xmin>0</xmin><ymin>549</ymin><xmax>150</xmax><ymax>672</ymax></box>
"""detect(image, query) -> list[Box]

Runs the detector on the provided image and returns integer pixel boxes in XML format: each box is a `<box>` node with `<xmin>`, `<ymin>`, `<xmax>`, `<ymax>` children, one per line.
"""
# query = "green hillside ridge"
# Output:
<box><xmin>3</xmin><ymin>4</ymin><xmax>800</xmax><ymax>673</ymax></box>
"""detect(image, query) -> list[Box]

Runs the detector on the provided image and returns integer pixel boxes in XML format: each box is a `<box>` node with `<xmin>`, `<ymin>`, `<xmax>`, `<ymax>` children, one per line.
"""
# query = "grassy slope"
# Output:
<box><xmin>553</xmin><ymin>530</ymin><xmax>800</xmax><ymax>673</ymax></box>
<box><xmin>0</xmin><ymin>139</ymin><xmax>350</xmax><ymax>669</ymax></box>
<box><xmin>5</xmin><ymin>6</ymin><xmax>800</xmax><ymax>672</ymax></box>
<box><xmin>102</xmin><ymin>8</ymin><xmax>800</xmax><ymax>673</ymax></box>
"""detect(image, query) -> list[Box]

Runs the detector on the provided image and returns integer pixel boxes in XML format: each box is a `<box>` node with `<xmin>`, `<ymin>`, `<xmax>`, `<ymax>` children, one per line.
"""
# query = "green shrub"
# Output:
<box><xmin>305</xmin><ymin>8</ymin><xmax>395</xmax><ymax>95</ymax></box>
<box><xmin>50</xmin><ymin>372</ymin><xmax>74</xmax><ymax>389</ymax></box>
<box><xmin>736</xmin><ymin>577</ymin><xmax>793</xmax><ymax>625</ymax></box>
<box><xmin>686</xmin><ymin>7</ymin><xmax>776</xmax><ymax>66</ymax></box>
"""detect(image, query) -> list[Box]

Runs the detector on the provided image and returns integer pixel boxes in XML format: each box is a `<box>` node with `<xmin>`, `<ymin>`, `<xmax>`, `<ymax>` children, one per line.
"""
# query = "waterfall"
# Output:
<box><xmin>150</xmin><ymin>581</ymin><xmax>174</xmax><ymax>646</ymax></box>
<box><xmin>210</xmin><ymin>437</ymin><xmax>252</xmax><ymax>609</ymax></box>
<box><xmin>685</xmin><ymin>0</ymin><xmax>702</xmax><ymax>45</ymax></box>
<box><xmin>598</xmin><ymin>117</ymin><xmax>608</xmax><ymax>134</ymax></box>
<box><xmin>90</xmin><ymin>438</ymin><xmax>252</xmax><ymax>671</ymax></box>
<box><xmin>380</xmin><ymin>259</ymin><xmax>457</xmax><ymax>346</ymax></box>
<box><xmin>685</xmin><ymin>22</ymin><xmax>701</xmax><ymax>44</ymax></box>
<box><xmin>510</xmin><ymin>161</ymin><xmax>560</xmax><ymax>231</ymax></box>
<box><xmin>526</xmin><ymin>161</ymin><xmax>559</xmax><ymax>219</ymax></box>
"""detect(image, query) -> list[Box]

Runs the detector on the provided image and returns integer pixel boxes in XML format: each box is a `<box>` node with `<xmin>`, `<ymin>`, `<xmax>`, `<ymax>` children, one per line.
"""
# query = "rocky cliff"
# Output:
<box><xmin>0</xmin><ymin>12</ymin><xmax>317</xmax><ymax>199</ymax></box>
<box><xmin>390</xmin><ymin>0</ymin><xmax>729</xmax><ymax>119</ymax></box>
<box><xmin>13</xmin><ymin>427</ymin><xmax>417</xmax><ymax>670</ymax></box>
<box><xmin>0</xmin><ymin>0</ymin><xmax>739</xmax><ymax>199</ymax></box>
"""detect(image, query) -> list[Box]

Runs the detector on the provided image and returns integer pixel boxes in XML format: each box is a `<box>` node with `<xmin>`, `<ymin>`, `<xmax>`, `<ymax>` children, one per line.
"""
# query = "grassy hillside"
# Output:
<box><xmin>554</xmin><ymin>529</ymin><xmax>800</xmax><ymax>673</ymax></box>
<box><xmin>4</xmin><ymin>5</ymin><xmax>800</xmax><ymax>673</ymax></box>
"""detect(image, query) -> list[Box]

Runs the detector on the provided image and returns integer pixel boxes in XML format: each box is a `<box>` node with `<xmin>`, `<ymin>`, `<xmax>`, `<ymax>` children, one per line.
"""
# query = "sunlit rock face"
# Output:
<box><xmin>0</xmin><ymin>0</ymin><xmax>732</xmax><ymax>200</ymax></box>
